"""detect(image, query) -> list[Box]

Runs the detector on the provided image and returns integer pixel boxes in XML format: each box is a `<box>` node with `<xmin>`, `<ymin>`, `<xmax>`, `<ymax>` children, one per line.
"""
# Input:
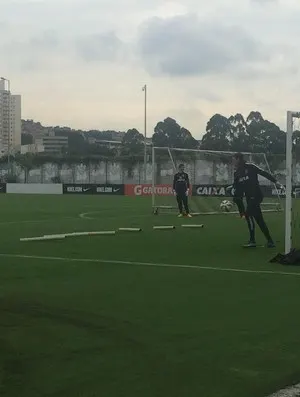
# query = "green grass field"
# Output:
<box><xmin>1</xmin><ymin>194</ymin><xmax>300</xmax><ymax>397</ymax></box>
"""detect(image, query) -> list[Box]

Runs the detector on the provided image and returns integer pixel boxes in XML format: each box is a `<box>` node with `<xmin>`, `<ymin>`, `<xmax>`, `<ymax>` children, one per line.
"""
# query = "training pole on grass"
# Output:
<box><xmin>118</xmin><ymin>228</ymin><xmax>142</xmax><ymax>232</ymax></box>
<box><xmin>67</xmin><ymin>231</ymin><xmax>116</xmax><ymax>236</ymax></box>
<box><xmin>20</xmin><ymin>235</ymin><xmax>66</xmax><ymax>242</ymax></box>
<box><xmin>153</xmin><ymin>226</ymin><xmax>175</xmax><ymax>230</ymax></box>
<box><xmin>20</xmin><ymin>231</ymin><xmax>116</xmax><ymax>242</ymax></box>
<box><xmin>181</xmin><ymin>224</ymin><xmax>204</xmax><ymax>228</ymax></box>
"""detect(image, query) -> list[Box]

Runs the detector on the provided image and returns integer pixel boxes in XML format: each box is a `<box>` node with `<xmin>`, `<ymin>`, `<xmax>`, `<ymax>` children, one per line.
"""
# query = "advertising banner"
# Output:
<box><xmin>125</xmin><ymin>184</ymin><xmax>193</xmax><ymax>196</ymax></box>
<box><xmin>63</xmin><ymin>184</ymin><xmax>124</xmax><ymax>195</ymax></box>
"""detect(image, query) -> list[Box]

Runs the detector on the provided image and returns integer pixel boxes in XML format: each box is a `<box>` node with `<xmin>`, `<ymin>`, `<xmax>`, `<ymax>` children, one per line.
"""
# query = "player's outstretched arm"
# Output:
<box><xmin>251</xmin><ymin>164</ymin><xmax>277</xmax><ymax>183</ymax></box>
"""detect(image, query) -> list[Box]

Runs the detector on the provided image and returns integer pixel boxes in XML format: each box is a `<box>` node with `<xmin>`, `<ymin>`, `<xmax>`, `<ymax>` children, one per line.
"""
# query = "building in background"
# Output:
<box><xmin>0</xmin><ymin>79</ymin><xmax>21</xmax><ymax>156</ymax></box>
<box><xmin>21</xmin><ymin>143</ymin><xmax>45</xmax><ymax>155</ymax></box>
<box><xmin>87</xmin><ymin>137</ymin><xmax>152</xmax><ymax>151</ymax></box>
<box><xmin>34</xmin><ymin>130</ymin><xmax>68</xmax><ymax>154</ymax></box>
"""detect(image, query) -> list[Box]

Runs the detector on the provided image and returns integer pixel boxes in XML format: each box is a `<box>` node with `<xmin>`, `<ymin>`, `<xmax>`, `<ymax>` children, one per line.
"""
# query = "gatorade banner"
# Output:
<box><xmin>125</xmin><ymin>184</ymin><xmax>192</xmax><ymax>196</ymax></box>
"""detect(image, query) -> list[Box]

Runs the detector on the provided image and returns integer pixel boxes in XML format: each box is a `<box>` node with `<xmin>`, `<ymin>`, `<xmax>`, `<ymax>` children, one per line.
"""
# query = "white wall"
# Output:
<box><xmin>7</xmin><ymin>183</ymin><xmax>62</xmax><ymax>194</ymax></box>
<box><xmin>21</xmin><ymin>144</ymin><xmax>45</xmax><ymax>154</ymax></box>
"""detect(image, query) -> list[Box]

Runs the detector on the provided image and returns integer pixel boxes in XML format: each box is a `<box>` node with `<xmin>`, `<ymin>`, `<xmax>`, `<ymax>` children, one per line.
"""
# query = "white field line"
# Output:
<box><xmin>1</xmin><ymin>254</ymin><xmax>300</xmax><ymax>278</ymax></box>
<box><xmin>0</xmin><ymin>211</ymin><xmax>151</xmax><ymax>226</ymax></box>
<box><xmin>0</xmin><ymin>217</ymin><xmax>78</xmax><ymax>226</ymax></box>
<box><xmin>267</xmin><ymin>383</ymin><xmax>300</xmax><ymax>397</ymax></box>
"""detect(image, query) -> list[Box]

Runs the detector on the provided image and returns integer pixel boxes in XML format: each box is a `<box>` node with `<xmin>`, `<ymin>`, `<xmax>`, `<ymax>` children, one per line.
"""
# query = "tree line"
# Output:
<box><xmin>20</xmin><ymin>110</ymin><xmax>295</xmax><ymax>156</ymax></box>
<box><xmin>3</xmin><ymin>111</ymin><xmax>298</xmax><ymax>176</ymax></box>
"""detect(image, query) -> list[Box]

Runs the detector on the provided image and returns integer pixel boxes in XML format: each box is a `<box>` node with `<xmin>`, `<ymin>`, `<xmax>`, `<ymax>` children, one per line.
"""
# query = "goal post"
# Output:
<box><xmin>285</xmin><ymin>111</ymin><xmax>300</xmax><ymax>254</ymax></box>
<box><xmin>152</xmin><ymin>146</ymin><xmax>283</xmax><ymax>215</ymax></box>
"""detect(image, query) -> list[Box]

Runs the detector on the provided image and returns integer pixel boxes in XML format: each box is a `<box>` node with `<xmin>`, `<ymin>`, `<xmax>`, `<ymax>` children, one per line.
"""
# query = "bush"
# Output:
<box><xmin>5</xmin><ymin>174</ymin><xmax>18</xmax><ymax>183</ymax></box>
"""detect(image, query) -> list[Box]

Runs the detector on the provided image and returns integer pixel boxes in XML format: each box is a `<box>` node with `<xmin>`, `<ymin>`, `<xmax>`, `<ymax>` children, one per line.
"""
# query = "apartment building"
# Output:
<box><xmin>0</xmin><ymin>79</ymin><xmax>21</xmax><ymax>156</ymax></box>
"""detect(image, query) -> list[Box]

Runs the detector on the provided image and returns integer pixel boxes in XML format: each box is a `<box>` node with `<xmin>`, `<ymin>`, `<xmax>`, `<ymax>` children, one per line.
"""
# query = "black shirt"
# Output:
<box><xmin>233</xmin><ymin>162</ymin><xmax>276</xmax><ymax>200</ymax></box>
<box><xmin>173</xmin><ymin>172</ymin><xmax>190</xmax><ymax>192</ymax></box>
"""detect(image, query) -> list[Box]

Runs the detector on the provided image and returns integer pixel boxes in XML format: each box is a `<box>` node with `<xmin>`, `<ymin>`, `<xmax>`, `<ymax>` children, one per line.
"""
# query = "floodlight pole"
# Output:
<box><xmin>285</xmin><ymin>111</ymin><xmax>300</xmax><ymax>254</ymax></box>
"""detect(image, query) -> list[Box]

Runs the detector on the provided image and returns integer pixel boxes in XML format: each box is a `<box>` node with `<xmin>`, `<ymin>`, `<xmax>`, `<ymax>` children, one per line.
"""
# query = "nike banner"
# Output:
<box><xmin>94</xmin><ymin>184</ymin><xmax>124</xmax><ymax>195</ymax></box>
<box><xmin>62</xmin><ymin>184</ymin><xmax>124</xmax><ymax>195</ymax></box>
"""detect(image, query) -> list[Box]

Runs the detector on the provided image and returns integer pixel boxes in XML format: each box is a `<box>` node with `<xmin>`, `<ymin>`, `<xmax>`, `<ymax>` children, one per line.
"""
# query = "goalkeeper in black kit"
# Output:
<box><xmin>231</xmin><ymin>153</ymin><xmax>283</xmax><ymax>248</ymax></box>
<box><xmin>173</xmin><ymin>164</ymin><xmax>192</xmax><ymax>218</ymax></box>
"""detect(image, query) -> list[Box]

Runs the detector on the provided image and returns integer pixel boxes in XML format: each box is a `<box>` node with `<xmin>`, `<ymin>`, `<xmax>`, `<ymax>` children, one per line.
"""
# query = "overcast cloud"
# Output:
<box><xmin>0</xmin><ymin>0</ymin><xmax>299</xmax><ymax>136</ymax></box>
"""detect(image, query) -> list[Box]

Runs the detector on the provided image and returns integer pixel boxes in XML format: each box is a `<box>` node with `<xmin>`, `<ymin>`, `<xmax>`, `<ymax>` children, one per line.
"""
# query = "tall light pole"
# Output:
<box><xmin>1</xmin><ymin>77</ymin><xmax>11</xmax><ymax>173</ymax></box>
<box><xmin>142</xmin><ymin>84</ymin><xmax>147</xmax><ymax>183</ymax></box>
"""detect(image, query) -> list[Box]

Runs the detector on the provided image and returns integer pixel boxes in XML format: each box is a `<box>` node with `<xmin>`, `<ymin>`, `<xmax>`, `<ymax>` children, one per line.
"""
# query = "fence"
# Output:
<box><xmin>0</xmin><ymin>158</ymin><xmax>298</xmax><ymax>185</ymax></box>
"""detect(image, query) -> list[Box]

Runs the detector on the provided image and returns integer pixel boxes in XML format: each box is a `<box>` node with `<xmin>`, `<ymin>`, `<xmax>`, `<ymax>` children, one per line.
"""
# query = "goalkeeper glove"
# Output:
<box><xmin>226</xmin><ymin>185</ymin><xmax>235</xmax><ymax>196</ymax></box>
<box><xmin>186</xmin><ymin>189</ymin><xmax>189</xmax><ymax>196</ymax></box>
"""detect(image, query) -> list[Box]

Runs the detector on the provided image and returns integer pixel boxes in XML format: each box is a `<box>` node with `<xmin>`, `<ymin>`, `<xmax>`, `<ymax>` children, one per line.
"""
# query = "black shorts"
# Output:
<box><xmin>246</xmin><ymin>197</ymin><xmax>262</xmax><ymax>216</ymax></box>
<box><xmin>176</xmin><ymin>190</ymin><xmax>187</xmax><ymax>197</ymax></box>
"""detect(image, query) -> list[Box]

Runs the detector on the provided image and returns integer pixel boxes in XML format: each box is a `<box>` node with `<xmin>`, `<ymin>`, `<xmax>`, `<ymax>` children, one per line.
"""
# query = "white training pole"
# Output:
<box><xmin>181</xmin><ymin>224</ymin><xmax>204</xmax><ymax>228</ymax></box>
<box><xmin>69</xmin><ymin>231</ymin><xmax>116</xmax><ymax>236</ymax></box>
<box><xmin>118</xmin><ymin>228</ymin><xmax>142</xmax><ymax>232</ymax></box>
<box><xmin>20</xmin><ymin>236</ymin><xmax>66</xmax><ymax>241</ymax></box>
<box><xmin>153</xmin><ymin>226</ymin><xmax>175</xmax><ymax>230</ymax></box>
<box><xmin>285</xmin><ymin>111</ymin><xmax>294</xmax><ymax>254</ymax></box>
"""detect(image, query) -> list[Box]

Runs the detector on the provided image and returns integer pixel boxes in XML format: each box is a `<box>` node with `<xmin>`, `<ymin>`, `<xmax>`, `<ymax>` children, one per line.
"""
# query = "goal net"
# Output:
<box><xmin>151</xmin><ymin>147</ymin><xmax>282</xmax><ymax>215</ymax></box>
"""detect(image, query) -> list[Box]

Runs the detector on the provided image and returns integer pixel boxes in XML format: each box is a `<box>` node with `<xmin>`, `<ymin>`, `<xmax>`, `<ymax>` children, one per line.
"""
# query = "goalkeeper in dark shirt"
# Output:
<box><xmin>173</xmin><ymin>164</ymin><xmax>192</xmax><ymax>218</ymax></box>
<box><xmin>231</xmin><ymin>153</ymin><xmax>283</xmax><ymax>248</ymax></box>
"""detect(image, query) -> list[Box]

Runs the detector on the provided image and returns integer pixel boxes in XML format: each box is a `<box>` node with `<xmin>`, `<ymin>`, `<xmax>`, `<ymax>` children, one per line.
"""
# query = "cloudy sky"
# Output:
<box><xmin>1</xmin><ymin>0</ymin><xmax>299</xmax><ymax>137</ymax></box>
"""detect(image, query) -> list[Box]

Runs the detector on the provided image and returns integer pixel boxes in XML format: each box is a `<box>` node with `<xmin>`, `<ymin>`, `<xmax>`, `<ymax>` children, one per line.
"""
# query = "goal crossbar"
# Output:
<box><xmin>152</xmin><ymin>147</ymin><xmax>266</xmax><ymax>156</ymax></box>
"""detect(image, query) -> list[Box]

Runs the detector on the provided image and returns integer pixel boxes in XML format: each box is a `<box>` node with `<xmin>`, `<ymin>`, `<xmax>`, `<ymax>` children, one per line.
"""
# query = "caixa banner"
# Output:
<box><xmin>192</xmin><ymin>185</ymin><xmax>234</xmax><ymax>197</ymax></box>
<box><xmin>125</xmin><ymin>184</ymin><xmax>193</xmax><ymax>196</ymax></box>
<box><xmin>192</xmin><ymin>184</ymin><xmax>274</xmax><ymax>197</ymax></box>
<box><xmin>63</xmin><ymin>184</ymin><xmax>124</xmax><ymax>195</ymax></box>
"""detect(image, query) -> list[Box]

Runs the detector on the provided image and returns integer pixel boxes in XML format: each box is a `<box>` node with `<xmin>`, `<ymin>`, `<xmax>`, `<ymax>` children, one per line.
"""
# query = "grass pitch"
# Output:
<box><xmin>1</xmin><ymin>194</ymin><xmax>300</xmax><ymax>397</ymax></box>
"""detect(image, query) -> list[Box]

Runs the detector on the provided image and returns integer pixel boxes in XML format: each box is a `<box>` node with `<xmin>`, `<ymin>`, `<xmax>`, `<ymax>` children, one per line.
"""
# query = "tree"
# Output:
<box><xmin>15</xmin><ymin>153</ymin><xmax>36</xmax><ymax>183</ymax></box>
<box><xmin>201</xmin><ymin>114</ymin><xmax>232</xmax><ymax>151</ymax></box>
<box><xmin>121</xmin><ymin>128</ymin><xmax>144</xmax><ymax>176</ymax></box>
<box><xmin>121</xmin><ymin>128</ymin><xmax>144</xmax><ymax>156</ymax></box>
<box><xmin>201</xmin><ymin>111</ymin><xmax>286</xmax><ymax>155</ymax></box>
<box><xmin>228</xmin><ymin>113</ymin><xmax>250</xmax><ymax>152</ymax></box>
<box><xmin>246</xmin><ymin>112</ymin><xmax>285</xmax><ymax>154</ymax></box>
<box><xmin>87</xmin><ymin>143</ymin><xmax>116</xmax><ymax>158</ymax></box>
<box><xmin>152</xmin><ymin>117</ymin><xmax>198</xmax><ymax>149</ymax></box>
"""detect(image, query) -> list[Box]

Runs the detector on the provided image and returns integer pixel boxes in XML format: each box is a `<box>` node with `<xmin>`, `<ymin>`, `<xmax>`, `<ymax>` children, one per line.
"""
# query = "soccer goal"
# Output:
<box><xmin>151</xmin><ymin>147</ymin><xmax>283</xmax><ymax>216</ymax></box>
